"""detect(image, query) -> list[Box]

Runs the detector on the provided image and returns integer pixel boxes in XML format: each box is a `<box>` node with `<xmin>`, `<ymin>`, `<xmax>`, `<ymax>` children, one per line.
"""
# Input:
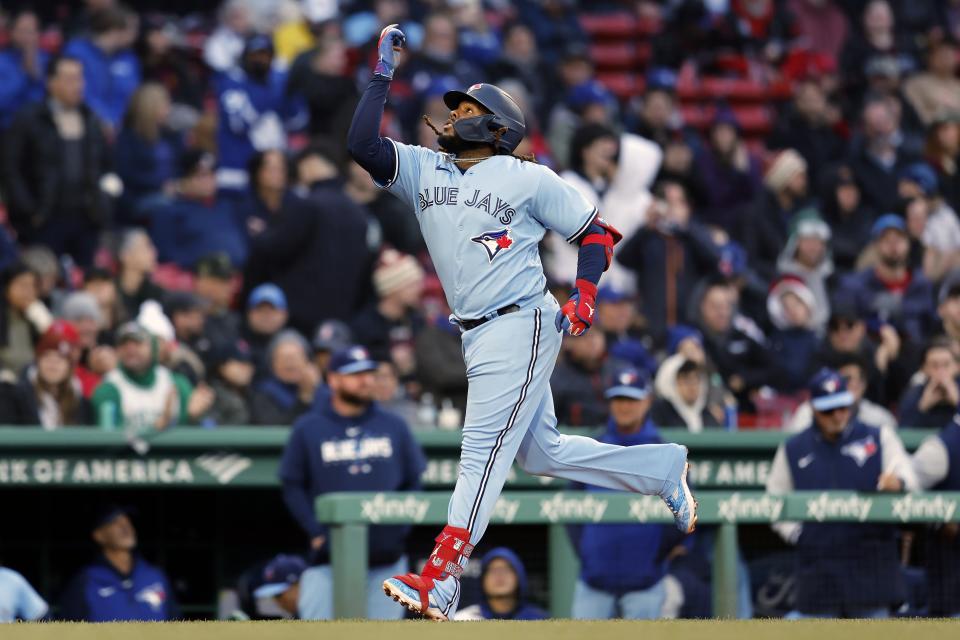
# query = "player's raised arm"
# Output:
<box><xmin>346</xmin><ymin>24</ymin><xmax>405</xmax><ymax>185</ymax></box>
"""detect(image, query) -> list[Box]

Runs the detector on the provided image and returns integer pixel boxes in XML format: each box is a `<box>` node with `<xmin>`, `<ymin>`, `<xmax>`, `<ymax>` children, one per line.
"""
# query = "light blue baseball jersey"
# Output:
<box><xmin>0</xmin><ymin>567</ymin><xmax>48</xmax><ymax>622</ymax></box>
<box><xmin>379</xmin><ymin>141</ymin><xmax>597</xmax><ymax>319</ymax></box>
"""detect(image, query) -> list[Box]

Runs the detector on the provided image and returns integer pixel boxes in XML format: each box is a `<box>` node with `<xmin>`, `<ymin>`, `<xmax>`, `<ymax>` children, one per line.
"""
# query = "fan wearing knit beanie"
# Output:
<box><xmin>738</xmin><ymin>149</ymin><xmax>811</xmax><ymax>282</ymax></box>
<box><xmin>768</xmin><ymin>275</ymin><xmax>820</xmax><ymax>391</ymax></box>
<box><xmin>352</xmin><ymin>250</ymin><xmax>425</xmax><ymax>375</ymax></box>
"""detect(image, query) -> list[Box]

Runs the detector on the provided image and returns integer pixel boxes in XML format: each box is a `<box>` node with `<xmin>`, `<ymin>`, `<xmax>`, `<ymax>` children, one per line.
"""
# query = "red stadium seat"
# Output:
<box><xmin>732</xmin><ymin>105</ymin><xmax>773</xmax><ymax>134</ymax></box>
<box><xmin>636</xmin><ymin>17</ymin><xmax>663</xmax><ymax>37</ymax></box>
<box><xmin>701</xmin><ymin>77</ymin><xmax>767</xmax><ymax>102</ymax></box>
<box><xmin>590</xmin><ymin>43</ymin><xmax>638</xmax><ymax>70</ymax></box>
<box><xmin>597</xmin><ymin>73</ymin><xmax>645</xmax><ymax>99</ymax></box>
<box><xmin>580</xmin><ymin>13</ymin><xmax>637</xmax><ymax>39</ymax></box>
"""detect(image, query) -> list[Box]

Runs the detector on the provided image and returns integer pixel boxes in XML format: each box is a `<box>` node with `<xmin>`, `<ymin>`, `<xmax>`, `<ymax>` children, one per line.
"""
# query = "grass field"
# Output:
<box><xmin>3</xmin><ymin>620</ymin><xmax>958</xmax><ymax>640</ymax></box>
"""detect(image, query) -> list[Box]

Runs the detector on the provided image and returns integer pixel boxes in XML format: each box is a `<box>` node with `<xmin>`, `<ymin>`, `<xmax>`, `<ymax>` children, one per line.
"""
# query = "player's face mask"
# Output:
<box><xmin>438</xmin><ymin>115</ymin><xmax>495</xmax><ymax>154</ymax></box>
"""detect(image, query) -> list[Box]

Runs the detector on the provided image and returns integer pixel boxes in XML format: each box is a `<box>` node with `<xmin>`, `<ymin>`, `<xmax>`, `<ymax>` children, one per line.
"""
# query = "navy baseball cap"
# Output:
<box><xmin>597</xmin><ymin>286</ymin><xmax>629</xmax><ymax>304</ymax></box>
<box><xmin>809</xmin><ymin>368</ymin><xmax>855</xmax><ymax>412</ymax></box>
<box><xmin>313</xmin><ymin>319</ymin><xmax>352</xmax><ymax>352</ymax></box>
<box><xmin>871</xmin><ymin>214</ymin><xmax>907</xmax><ymax>240</ymax></box>
<box><xmin>90</xmin><ymin>504</ymin><xmax>135</xmax><ymax>532</ymax></box>
<box><xmin>899</xmin><ymin>162</ymin><xmax>939</xmax><ymax>196</ymax></box>
<box><xmin>329</xmin><ymin>345</ymin><xmax>378</xmax><ymax>375</ymax></box>
<box><xmin>248</xmin><ymin>283</ymin><xmax>287</xmax><ymax>311</ymax></box>
<box><xmin>605</xmin><ymin>367</ymin><xmax>652</xmax><ymax>400</ymax></box>
<box><xmin>253</xmin><ymin>554</ymin><xmax>306</xmax><ymax>598</ymax></box>
<box><xmin>244</xmin><ymin>33</ymin><xmax>274</xmax><ymax>56</ymax></box>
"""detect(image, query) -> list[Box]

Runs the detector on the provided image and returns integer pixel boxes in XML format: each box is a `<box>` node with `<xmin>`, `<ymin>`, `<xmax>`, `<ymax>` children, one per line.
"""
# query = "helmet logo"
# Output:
<box><xmin>468</xmin><ymin>83</ymin><xmax>483</xmax><ymax>92</ymax></box>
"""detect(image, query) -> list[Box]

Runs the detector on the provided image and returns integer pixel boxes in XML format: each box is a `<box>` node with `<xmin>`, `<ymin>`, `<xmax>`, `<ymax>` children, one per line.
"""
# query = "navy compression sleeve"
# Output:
<box><xmin>347</xmin><ymin>76</ymin><xmax>397</xmax><ymax>185</ymax></box>
<box><xmin>573</xmin><ymin>222</ymin><xmax>611</xmax><ymax>288</ymax></box>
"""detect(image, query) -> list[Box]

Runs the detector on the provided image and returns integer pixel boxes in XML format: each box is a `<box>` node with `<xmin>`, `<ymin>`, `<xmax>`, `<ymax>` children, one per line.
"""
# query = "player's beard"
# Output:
<box><xmin>438</xmin><ymin>131</ymin><xmax>488</xmax><ymax>155</ymax></box>
<box><xmin>337</xmin><ymin>390</ymin><xmax>373</xmax><ymax>409</ymax></box>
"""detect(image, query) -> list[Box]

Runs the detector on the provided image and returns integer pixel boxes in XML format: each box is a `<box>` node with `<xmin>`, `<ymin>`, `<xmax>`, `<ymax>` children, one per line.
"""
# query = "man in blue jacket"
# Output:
<box><xmin>63</xmin><ymin>7</ymin><xmax>140</xmax><ymax>130</ymax></box>
<box><xmin>145</xmin><ymin>150</ymin><xmax>247</xmax><ymax>269</ymax></box>
<box><xmin>214</xmin><ymin>35</ymin><xmax>305</xmax><ymax>192</ymax></box>
<box><xmin>278</xmin><ymin>345</ymin><xmax>426</xmax><ymax>619</ymax></box>
<box><xmin>0</xmin><ymin>9</ymin><xmax>49</xmax><ymax>128</ymax></box>
<box><xmin>571</xmin><ymin>367</ymin><xmax>687</xmax><ymax>619</ymax></box>
<box><xmin>766</xmin><ymin>368</ymin><xmax>918</xmax><ymax>618</ymax></box>
<box><xmin>453</xmin><ymin>547</ymin><xmax>548</xmax><ymax>620</ymax></box>
<box><xmin>57</xmin><ymin>505</ymin><xmax>178</xmax><ymax>622</ymax></box>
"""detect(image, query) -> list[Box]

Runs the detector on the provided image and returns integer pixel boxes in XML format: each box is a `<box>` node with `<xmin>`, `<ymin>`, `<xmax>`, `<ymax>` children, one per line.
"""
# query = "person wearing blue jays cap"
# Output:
<box><xmin>252</xmin><ymin>554</ymin><xmax>307</xmax><ymax>618</ymax></box>
<box><xmin>766</xmin><ymin>368</ymin><xmax>918</xmax><ymax>618</ymax></box>
<box><xmin>911</xmin><ymin>401</ymin><xmax>960</xmax><ymax>616</ymax></box>
<box><xmin>570</xmin><ymin>367</ymin><xmax>689</xmax><ymax>619</ymax></box>
<box><xmin>277</xmin><ymin>345</ymin><xmax>426</xmax><ymax>620</ymax></box>
<box><xmin>835</xmin><ymin>213</ymin><xmax>936</xmax><ymax>344</ymax></box>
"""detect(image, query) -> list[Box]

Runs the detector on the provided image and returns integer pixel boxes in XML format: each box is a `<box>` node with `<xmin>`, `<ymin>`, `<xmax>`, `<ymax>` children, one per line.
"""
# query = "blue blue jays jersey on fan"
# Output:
<box><xmin>380</xmin><ymin>142</ymin><xmax>596</xmax><ymax>319</ymax></box>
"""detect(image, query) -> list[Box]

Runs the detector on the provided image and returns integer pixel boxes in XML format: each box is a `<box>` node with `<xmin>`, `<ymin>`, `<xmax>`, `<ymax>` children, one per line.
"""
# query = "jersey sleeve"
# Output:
<box><xmin>531</xmin><ymin>168</ymin><xmax>598</xmax><ymax>243</ymax></box>
<box><xmin>377</xmin><ymin>140</ymin><xmax>434</xmax><ymax>213</ymax></box>
<box><xmin>14</xmin><ymin>572</ymin><xmax>48</xmax><ymax>621</ymax></box>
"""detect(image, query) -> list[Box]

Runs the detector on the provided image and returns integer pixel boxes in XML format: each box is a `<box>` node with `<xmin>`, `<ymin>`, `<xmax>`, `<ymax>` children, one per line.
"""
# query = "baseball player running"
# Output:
<box><xmin>347</xmin><ymin>24</ymin><xmax>697</xmax><ymax>621</ymax></box>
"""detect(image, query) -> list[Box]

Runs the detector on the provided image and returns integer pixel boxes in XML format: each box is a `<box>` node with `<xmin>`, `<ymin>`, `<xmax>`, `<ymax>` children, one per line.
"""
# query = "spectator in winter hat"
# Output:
<box><xmin>776</xmin><ymin>209</ymin><xmax>834</xmax><ymax>331</ymax></box>
<box><xmin>251</xmin><ymin>329</ymin><xmax>318</xmax><ymax>426</ymax></box>
<box><xmin>351</xmin><ymin>250</ymin><xmax>424</xmax><ymax>374</ymax></box>
<box><xmin>60</xmin><ymin>291</ymin><xmax>113</xmax><ymax>397</ymax></box>
<box><xmin>738</xmin><ymin>149</ymin><xmax>810</xmax><ymax>282</ymax></box>
<box><xmin>768</xmin><ymin>275</ymin><xmax>821</xmax><ymax>391</ymax></box>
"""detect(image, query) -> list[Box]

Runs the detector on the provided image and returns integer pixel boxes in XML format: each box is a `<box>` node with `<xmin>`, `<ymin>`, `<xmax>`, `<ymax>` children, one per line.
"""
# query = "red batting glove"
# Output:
<box><xmin>556</xmin><ymin>279</ymin><xmax>598</xmax><ymax>336</ymax></box>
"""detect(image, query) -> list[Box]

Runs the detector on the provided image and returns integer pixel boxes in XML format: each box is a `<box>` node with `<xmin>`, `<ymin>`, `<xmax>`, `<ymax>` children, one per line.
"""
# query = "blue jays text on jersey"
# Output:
<box><xmin>418</xmin><ymin>187</ymin><xmax>517</xmax><ymax>225</ymax></box>
<box><xmin>380</xmin><ymin>140</ymin><xmax>597</xmax><ymax>320</ymax></box>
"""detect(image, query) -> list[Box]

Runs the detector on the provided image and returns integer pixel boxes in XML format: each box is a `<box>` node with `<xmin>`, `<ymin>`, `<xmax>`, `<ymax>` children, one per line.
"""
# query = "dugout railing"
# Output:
<box><xmin>314</xmin><ymin>490</ymin><xmax>960</xmax><ymax>619</ymax></box>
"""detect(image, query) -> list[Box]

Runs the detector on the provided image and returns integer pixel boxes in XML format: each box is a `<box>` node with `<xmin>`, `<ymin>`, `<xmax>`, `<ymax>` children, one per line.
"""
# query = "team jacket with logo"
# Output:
<box><xmin>57</xmin><ymin>555</ymin><xmax>177</xmax><ymax>622</ymax></box>
<box><xmin>767</xmin><ymin>420</ymin><xmax>918</xmax><ymax>612</ymax></box>
<box><xmin>278</xmin><ymin>398</ymin><xmax>426</xmax><ymax>566</ymax></box>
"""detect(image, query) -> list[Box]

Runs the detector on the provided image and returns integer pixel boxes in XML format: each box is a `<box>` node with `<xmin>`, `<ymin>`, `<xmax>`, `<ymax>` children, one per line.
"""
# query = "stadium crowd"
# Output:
<box><xmin>0</xmin><ymin>0</ymin><xmax>959</xmax><ymax>623</ymax></box>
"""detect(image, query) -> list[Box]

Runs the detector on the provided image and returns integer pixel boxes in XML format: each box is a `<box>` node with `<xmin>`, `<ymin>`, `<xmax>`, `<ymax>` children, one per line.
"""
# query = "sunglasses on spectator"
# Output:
<box><xmin>829</xmin><ymin>319</ymin><xmax>857</xmax><ymax>331</ymax></box>
<box><xmin>817</xmin><ymin>406</ymin><xmax>850</xmax><ymax>416</ymax></box>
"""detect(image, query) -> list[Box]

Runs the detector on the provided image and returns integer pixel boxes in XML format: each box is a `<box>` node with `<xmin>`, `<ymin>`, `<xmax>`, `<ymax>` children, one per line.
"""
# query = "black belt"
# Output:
<box><xmin>458</xmin><ymin>304</ymin><xmax>520</xmax><ymax>331</ymax></box>
<box><xmin>457</xmin><ymin>286</ymin><xmax>549</xmax><ymax>331</ymax></box>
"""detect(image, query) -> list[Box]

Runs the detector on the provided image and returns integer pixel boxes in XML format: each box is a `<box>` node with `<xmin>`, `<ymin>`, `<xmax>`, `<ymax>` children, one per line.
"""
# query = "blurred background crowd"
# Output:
<box><xmin>1</xmin><ymin>0</ymin><xmax>960</xmax><ymax>624</ymax></box>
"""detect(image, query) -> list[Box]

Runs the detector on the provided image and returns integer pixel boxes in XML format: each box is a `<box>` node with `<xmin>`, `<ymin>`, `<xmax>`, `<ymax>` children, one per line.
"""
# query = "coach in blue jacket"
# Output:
<box><xmin>766</xmin><ymin>368</ymin><xmax>918</xmax><ymax>618</ymax></box>
<box><xmin>278</xmin><ymin>345</ymin><xmax>426</xmax><ymax>620</ymax></box>
<box><xmin>570</xmin><ymin>367</ymin><xmax>686</xmax><ymax>619</ymax></box>
<box><xmin>57</xmin><ymin>506</ymin><xmax>178</xmax><ymax>622</ymax></box>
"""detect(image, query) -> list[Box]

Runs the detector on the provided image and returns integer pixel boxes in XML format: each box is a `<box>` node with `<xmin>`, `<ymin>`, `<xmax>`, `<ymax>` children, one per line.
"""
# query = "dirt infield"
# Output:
<box><xmin>4</xmin><ymin>620</ymin><xmax>958</xmax><ymax>640</ymax></box>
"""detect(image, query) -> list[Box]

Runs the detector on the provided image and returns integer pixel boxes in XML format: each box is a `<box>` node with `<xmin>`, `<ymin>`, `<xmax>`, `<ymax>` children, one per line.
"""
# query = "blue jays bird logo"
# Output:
<box><xmin>471</xmin><ymin>228</ymin><xmax>514</xmax><ymax>262</ymax></box>
<box><xmin>840</xmin><ymin>435</ymin><xmax>878</xmax><ymax>467</ymax></box>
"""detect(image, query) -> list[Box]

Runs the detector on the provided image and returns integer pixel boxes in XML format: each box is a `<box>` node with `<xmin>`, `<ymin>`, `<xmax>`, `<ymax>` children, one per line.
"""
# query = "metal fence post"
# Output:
<box><xmin>712</xmin><ymin>522</ymin><xmax>739</xmax><ymax>618</ymax></box>
<box><xmin>331</xmin><ymin>523</ymin><xmax>369</xmax><ymax>619</ymax></box>
<box><xmin>548</xmin><ymin>523</ymin><xmax>579</xmax><ymax>618</ymax></box>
